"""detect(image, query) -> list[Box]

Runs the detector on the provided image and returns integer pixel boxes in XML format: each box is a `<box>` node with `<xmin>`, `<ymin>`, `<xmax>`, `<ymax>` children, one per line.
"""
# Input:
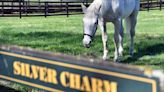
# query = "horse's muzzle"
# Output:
<box><xmin>84</xmin><ymin>43</ymin><xmax>91</xmax><ymax>48</ymax></box>
<box><xmin>83</xmin><ymin>40</ymin><xmax>91</xmax><ymax>48</ymax></box>
<box><xmin>83</xmin><ymin>36</ymin><xmax>92</xmax><ymax>48</ymax></box>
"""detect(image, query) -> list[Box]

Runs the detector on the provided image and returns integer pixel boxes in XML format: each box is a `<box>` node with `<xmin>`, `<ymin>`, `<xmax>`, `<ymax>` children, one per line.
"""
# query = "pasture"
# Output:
<box><xmin>0</xmin><ymin>10</ymin><xmax>164</xmax><ymax>70</ymax></box>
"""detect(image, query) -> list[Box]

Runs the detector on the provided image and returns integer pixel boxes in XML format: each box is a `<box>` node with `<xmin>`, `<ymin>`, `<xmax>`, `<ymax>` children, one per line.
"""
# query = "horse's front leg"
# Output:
<box><xmin>113</xmin><ymin>18</ymin><xmax>124</xmax><ymax>62</ymax></box>
<box><xmin>99</xmin><ymin>19</ymin><xmax>108</xmax><ymax>60</ymax></box>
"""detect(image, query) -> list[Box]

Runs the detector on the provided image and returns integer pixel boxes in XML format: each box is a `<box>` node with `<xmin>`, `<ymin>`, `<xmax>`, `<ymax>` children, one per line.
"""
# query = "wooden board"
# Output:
<box><xmin>0</xmin><ymin>45</ymin><xmax>161</xmax><ymax>92</ymax></box>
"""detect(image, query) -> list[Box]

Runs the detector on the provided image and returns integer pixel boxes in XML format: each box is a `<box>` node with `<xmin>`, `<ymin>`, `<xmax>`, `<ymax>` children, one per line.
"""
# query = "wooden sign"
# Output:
<box><xmin>0</xmin><ymin>45</ymin><xmax>160</xmax><ymax>92</ymax></box>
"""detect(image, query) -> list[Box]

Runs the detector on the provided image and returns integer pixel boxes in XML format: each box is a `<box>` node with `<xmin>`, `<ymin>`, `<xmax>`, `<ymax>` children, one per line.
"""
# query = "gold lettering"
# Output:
<box><xmin>70</xmin><ymin>73</ymin><xmax>81</xmax><ymax>89</ymax></box>
<box><xmin>13</xmin><ymin>61</ymin><xmax>21</xmax><ymax>75</ymax></box>
<box><xmin>13</xmin><ymin>61</ymin><xmax>117</xmax><ymax>92</ymax></box>
<box><xmin>92</xmin><ymin>78</ymin><xmax>103</xmax><ymax>92</ymax></box>
<box><xmin>60</xmin><ymin>71</ymin><xmax>69</xmax><ymax>87</ymax></box>
<box><xmin>31</xmin><ymin>65</ymin><xmax>40</xmax><ymax>79</ymax></box>
<box><xmin>24</xmin><ymin>63</ymin><xmax>31</xmax><ymax>78</ymax></box>
<box><xmin>13</xmin><ymin>61</ymin><xmax>59</xmax><ymax>85</ymax></box>
<box><xmin>39</xmin><ymin>67</ymin><xmax>47</xmax><ymax>82</ymax></box>
<box><xmin>81</xmin><ymin>76</ymin><xmax>91</xmax><ymax>92</ymax></box>
<box><xmin>47</xmin><ymin>69</ymin><xmax>58</xmax><ymax>84</ymax></box>
<box><xmin>111</xmin><ymin>82</ymin><xmax>117</xmax><ymax>92</ymax></box>
<box><xmin>20</xmin><ymin>63</ymin><xmax>26</xmax><ymax>76</ymax></box>
<box><xmin>103</xmin><ymin>80</ymin><xmax>111</xmax><ymax>92</ymax></box>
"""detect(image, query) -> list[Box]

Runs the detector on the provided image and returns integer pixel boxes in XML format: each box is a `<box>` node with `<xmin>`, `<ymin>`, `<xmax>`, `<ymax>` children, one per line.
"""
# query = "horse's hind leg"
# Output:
<box><xmin>125</xmin><ymin>11</ymin><xmax>138</xmax><ymax>56</ymax></box>
<box><xmin>118</xmin><ymin>20</ymin><xmax>124</xmax><ymax>57</ymax></box>
<box><xmin>113</xmin><ymin>18</ymin><xmax>123</xmax><ymax>62</ymax></box>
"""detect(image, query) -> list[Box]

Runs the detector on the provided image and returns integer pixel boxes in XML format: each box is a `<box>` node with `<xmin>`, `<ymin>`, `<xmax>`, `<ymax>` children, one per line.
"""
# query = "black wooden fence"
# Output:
<box><xmin>140</xmin><ymin>0</ymin><xmax>164</xmax><ymax>11</ymax></box>
<box><xmin>0</xmin><ymin>0</ymin><xmax>163</xmax><ymax>18</ymax></box>
<box><xmin>0</xmin><ymin>0</ymin><xmax>89</xmax><ymax>18</ymax></box>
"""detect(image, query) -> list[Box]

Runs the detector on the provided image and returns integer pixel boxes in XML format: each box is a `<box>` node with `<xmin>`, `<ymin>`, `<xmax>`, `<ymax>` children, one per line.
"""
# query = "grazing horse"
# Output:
<box><xmin>82</xmin><ymin>0</ymin><xmax>140</xmax><ymax>62</ymax></box>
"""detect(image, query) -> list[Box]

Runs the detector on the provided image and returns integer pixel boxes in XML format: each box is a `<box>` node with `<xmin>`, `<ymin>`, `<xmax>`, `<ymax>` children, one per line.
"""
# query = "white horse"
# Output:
<box><xmin>82</xmin><ymin>0</ymin><xmax>140</xmax><ymax>62</ymax></box>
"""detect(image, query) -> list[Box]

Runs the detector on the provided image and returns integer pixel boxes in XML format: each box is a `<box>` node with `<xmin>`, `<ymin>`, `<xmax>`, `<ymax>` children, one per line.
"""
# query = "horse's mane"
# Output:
<box><xmin>85</xmin><ymin>0</ymin><xmax>102</xmax><ymax>18</ymax></box>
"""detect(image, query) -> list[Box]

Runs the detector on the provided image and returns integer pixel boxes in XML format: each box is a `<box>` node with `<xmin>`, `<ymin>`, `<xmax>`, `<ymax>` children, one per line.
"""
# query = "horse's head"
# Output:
<box><xmin>82</xmin><ymin>5</ymin><xmax>98</xmax><ymax>48</ymax></box>
<box><xmin>82</xmin><ymin>16</ymin><xmax>98</xmax><ymax>48</ymax></box>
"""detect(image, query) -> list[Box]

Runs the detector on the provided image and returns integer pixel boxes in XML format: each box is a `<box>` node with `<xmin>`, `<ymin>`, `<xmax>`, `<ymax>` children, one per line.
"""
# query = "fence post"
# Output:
<box><xmin>60</xmin><ymin>0</ymin><xmax>63</xmax><ymax>7</ymax></box>
<box><xmin>147</xmin><ymin>0</ymin><xmax>150</xmax><ymax>11</ymax></box>
<box><xmin>25</xmin><ymin>1</ymin><xmax>28</xmax><ymax>16</ymax></box>
<box><xmin>66</xmin><ymin>2</ymin><xmax>69</xmax><ymax>17</ymax></box>
<box><xmin>45</xmin><ymin>2</ymin><xmax>48</xmax><ymax>18</ymax></box>
<box><xmin>159</xmin><ymin>0</ymin><xmax>162</xmax><ymax>10</ymax></box>
<box><xmin>19</xmin><ymin>0</ymin><xmax>22</xmax><ymax>19</ymax></box>
<box><xmin>39</xmin><ymin>0</ymin><xmax>41</xmax><ymax>10</ymax></box>
<box><xmin>11</xmin><ymin>1</ymin><xmax>13</xmax><ymax>10</ymax></box>
<box><xmin>60</xmin><ymin>0</ymin><xmax>63</xmax><ymax>13</ymax></box>
<box><xmin>22</xmin><ymin>0</ymin><xmax>25</xmax><ymax>13</ymax></box>
<box><xmin>1</xmin><ymin>1</ymin><xmax>4</xmax><ymax>16</ymax></box>
<box><xmin>28</xmin><ymin>0</ymin><xmax>30</xmax><ymax>10</ymax></box>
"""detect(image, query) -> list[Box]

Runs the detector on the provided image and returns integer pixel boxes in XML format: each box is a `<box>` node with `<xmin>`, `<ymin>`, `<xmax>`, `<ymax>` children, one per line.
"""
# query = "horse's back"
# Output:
<box><xmin>120</xmin><ymin>0</ymin><xmax>140</xmax><ymax>18</ymax></box>
<box><xmin>101</xmin><ymin>0</ymin><xmax>140</xmax><ymax>21</ymax></box>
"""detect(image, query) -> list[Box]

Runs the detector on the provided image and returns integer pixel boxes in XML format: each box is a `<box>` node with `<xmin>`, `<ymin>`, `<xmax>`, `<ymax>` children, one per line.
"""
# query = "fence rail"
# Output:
<box><xmin>0</xmin><ymin>0</ymin><xmax>163</xmax><ymax>18</ymax></box>
<box><xmin>140</xmin><ymin>0</ymin><xmax>164</xmax><ymax>11</ymax></box>
<box><xmin>0</xmin><ymin>0</ymin><xmax>88</xmax><ymax>18</ymax></box>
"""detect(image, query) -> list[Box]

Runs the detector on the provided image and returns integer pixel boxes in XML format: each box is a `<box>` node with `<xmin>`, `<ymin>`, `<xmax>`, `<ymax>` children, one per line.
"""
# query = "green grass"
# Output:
<box><xmin>0</xmin><ymin>10</ymin><xmax>164</xmax><ymax>70</ymax></box>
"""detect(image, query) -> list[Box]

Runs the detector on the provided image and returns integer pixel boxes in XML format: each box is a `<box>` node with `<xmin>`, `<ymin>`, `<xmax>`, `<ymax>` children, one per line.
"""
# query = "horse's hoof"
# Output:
<box><xmin>114</xmin><ymin>56</ymin><xmax>123</xmax><ymax>62</ymax></box>
<box><xmin>103</xmin><ymin>57</ymin><xmax>107</xmax><ymax>61</ymax></box>
<box><xmin>114</xmin><ymin>59</ymin><xmax>120</xmax><ymax>63</ymax></box>
<box><xmin>103</xmin><ymin>56</ymin><xmax>109</xmax><ymax>61</ymax></box>
<box><xmin>114</xmin><ymin>58</ymin><xmax>120</xmax><ymax>62</ymax></box>
<box><xmin>119</xmin><ymin>48</ymin><xmax>124</xmax><ymax>56</ymax></box>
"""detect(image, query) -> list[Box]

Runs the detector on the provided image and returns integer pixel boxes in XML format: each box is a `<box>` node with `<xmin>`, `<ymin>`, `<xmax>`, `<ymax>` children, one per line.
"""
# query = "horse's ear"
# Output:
<box><xmin>81</xmin><ymin>4</ymin><xmax>87</xmax><ymax>13</ymax></box>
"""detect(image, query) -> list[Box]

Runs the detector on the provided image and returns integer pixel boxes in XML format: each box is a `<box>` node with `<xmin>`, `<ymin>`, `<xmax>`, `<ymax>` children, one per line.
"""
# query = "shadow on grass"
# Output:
<box><xmin>122</xmin><ymin>43</ymin><xmax>164</xmax><ymax>64</ymax></box>
<box><xmin>0</xmin><ymin>85</ymin><xmax>20</xmax><ymax>92</ymax></box>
